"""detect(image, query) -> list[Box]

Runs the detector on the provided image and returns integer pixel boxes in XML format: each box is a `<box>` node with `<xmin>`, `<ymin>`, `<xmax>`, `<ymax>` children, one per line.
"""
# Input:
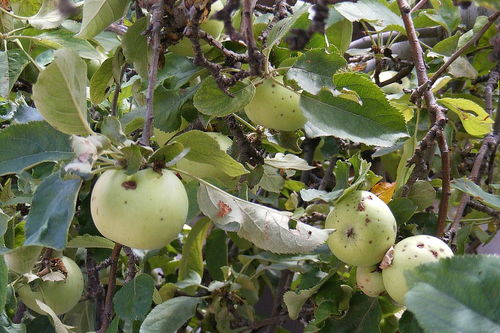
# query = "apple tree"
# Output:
<box><xmin>0</xmin><ymin>0</ymin><xmax>499</xmax><ymax>332</ymax></box>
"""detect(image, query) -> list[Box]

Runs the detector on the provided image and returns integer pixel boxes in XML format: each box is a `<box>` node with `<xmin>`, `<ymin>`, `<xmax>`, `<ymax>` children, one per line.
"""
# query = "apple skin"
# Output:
<box><xmin>325</xmin><ymin>191</ymin><xmax>397</xmax><ymax>267</ymax></box>
<box><xmin>90</xmin><ymin>168</ymin><xmax>189</xmax><ymax>250</ymax></box>
<box><xmin>382</xmin><ymin>235</ymin><xmax>453</xmax><ymax>305</ymax></box>
<box><xmin>4</xmin><ymin>246</ymin><xmax>42</xmax><ymax>274</ymax></box>
<box><xmin>168</xmin><ymin>0</ymin><xmax>224</xmax><ymax>56</ymax></box>
<box><xmin>176</xmin><ymin>132</ymin><xmax>234</xmax><ymax>183</ymax></box>
<box><xmin>17</xmin><ymin>256</ymin><xmax>84</xmax><ymax>315</ymax></box>
<box><xmin>245</xmin><ymin>77</ymin><xmax>306</xmax><ymax>131</ymax></box>
<box><xmin>356</xmin><ymin>265</ymin><xmax>385</xmax><ymax>297</ymax></box>
<box><xmin>378</xmin><ymin>71</ymin><xmax>411</xmax><ymax>94</ymax></box>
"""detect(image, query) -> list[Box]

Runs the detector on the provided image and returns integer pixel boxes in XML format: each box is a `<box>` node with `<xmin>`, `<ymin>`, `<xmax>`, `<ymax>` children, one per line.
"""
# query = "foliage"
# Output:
<box><xmin>0</xmin><ymin>0</ymin><xmax>498</xmax><ymax>332</ymax></box>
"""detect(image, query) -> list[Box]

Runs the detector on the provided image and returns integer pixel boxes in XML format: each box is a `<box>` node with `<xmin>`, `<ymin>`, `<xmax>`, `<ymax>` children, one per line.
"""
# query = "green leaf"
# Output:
<box><xmin>323</xmin><ymin>294</ymin><xmax>381</xmax><ymax>332</ymax></box>
<box><xmin>406</xmin><ymin>255</ymin><xmax>500</xmax><ymax>333</ymax></box>
<box><xmin>205</xmin><ymin>228</ymin><xmax>228</xmax><ymax>281</ymax></box>
<box><xmin>0</xmin><ymin>122</ymin><xmax>73</xmax><ymax>176</ymax></box>
<box><xmin>265</xmin><ymin>5</ymin><xmax>308</xmax><ymax>52</ymax></box>
<box><xmin>178</xmin><ymin>218</ymin><xmax>211</xmax><ymax>285</ymax></box>
<box><xmin>438</xmin><ymin>98</ymin><xmax>493</xmax><ymax>137</ymax></box>
<box><xmin>408</xmin><ymin>181</ymin><xmax>436</xmax><ymax>211</ymax></box>
<box><xmin>153</xmin><ymin>87</ymin><xmax>182</xmax><ymax>133</ymax></box>
<box><xmin>388</xmin><ymin>198</ymin><xmax>417</xmax><ymax>225</ymax></box>
<box><xmin>157</xmin><ymin>54</ymin><xmax>201</xmax><ymax>90</ymax></box>
<box><xmin>174</xmin><ymin>130</ymin><xmax>248</xmax><ymax>177</ymax></box>
<box><xmin>122</xmin><ymin>17</ymin><xmax>149</xmax><ymax>79</ymax></box>
<box><xmin>66</xmin><ymin>234</ymin><xmax>116</xmax><ymax>249</ymax></box>
<box><xmin>90</xmin><ymin>57</ymin><xmax>114</xmax><ymax>104</ymax></box>
<box><xmin>287</xmin><ymin>49</ymin><xmax>346</xmax><ymax>95</ymax></box>
<box><xmin>24</xmin><ymin>173</ymin><xmax>82</xmax><ymax>250</ymax></box>
<box><xmin>301</xmin><ymin>72</ymin><xmax>408</xmax><ymax>147</ymax></box>
<box><xmin>32</xmin><ymin>48</ymin><xmax>92</xmax><ymax>135</ymax></box>
<box><xmin>193</xmin><ymin>77</ymin><xmax>255</xmax><ymax>117</ymax></box>
<box><xmin>399</xmin><ymin>311</ymin><xmax>424</xmax><ymax>333</ymax></box>
<box><xmin>284</xmin><ymin>271</ymin><xmax>335</xmax><ymax>320</ymax></box>
<box><xmin>327</xmin><ymin>18</ymin><xmax>353</xmax><ymax>54</ymax></box>
<box><xmin>197</xmin><ymin>181</ymin><xmax>333</xmax><ymax>253</ymax></box>
<box><xmin>4</xmin><ymin>50</ymin><xmax>30</xmax><ymax>98</ymax></box>
<box><xmin>28</xmin><ymin>0</ymin><xmax>69</xmax><ymax>30</ymax></box>
<box><xmin>113</xmin><ymin>274</ymin><xmax>155</xmax><ymax>321</ymax></box>
<box><xmin>452</xmin><ymin>178</ymin><xmax>500</xmax><ymax>209</ymax></box>
<box><xmin>76</xmin><ymin>0</ymin><xmax>130</xmax><ymax>40</ymax></box>
<box><xmin>139</xmin><ymin>296</ymin><xmax>201</xmax><ymax>333</ymax></box>
<box><xmin>334</xmin><ymin>0</ymin><xmax>404</xmax><ymax>33</ymax></box>
<box><xmin>30</xmin><ymin>28</ymin><xmax>103</xmax><ymax>60</ymax></box>
<box><xmin>10</xmin><ymin>0</ymin><xmax>42</xmax><ymax>16</ymax></box>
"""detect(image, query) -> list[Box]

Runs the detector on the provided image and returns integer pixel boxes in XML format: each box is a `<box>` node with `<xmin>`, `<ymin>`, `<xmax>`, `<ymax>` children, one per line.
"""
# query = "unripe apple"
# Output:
<box><xmin>176</xmin><ymin>132</ymin><xmax>235</xmax><ymax>183</ymax></box>
<box><xmin>168</xmin><ymin>0</ymin><xmax>224</xmax><ymax>56</ymax></box>
<box><xmin>325</xmin><ymin>191</ymin><xmax>397</xmax><ymax>267</ymax></box>
<box><xmin>378</xmin><ymin>71</ymin><xmax>411</xmax><ymax>94</ymax></box>
<box><xmin>245</xmin><ymin>77</ymin><xmax>306</xmax><ymax>131</ymax></box>
<box><xmin>4</xmin><ymin>246</ymin><xmax>43</xmax><ymax>274</ymax></box>
<box><xmin>91</xmin><ymin>168</ymin><xmax>189</xmax><ymax>249</ymax></box>
<box><xmin>86</xmin><ymin>59</ymin><xmax>100</xmax><ymax>80</ymax></box>
<box><xmin>382</xmin><ymin>235</ymin><xmax>453</xmax><ymax>305</ymax></box>
<box><xmin>17</xmin><ymin>256</ymin><xmax>84</xmax><ymax>315</ymax></box>
<box><xmin>356</xmin><ymin>265</ymin><xmax>385</xmax><ymax>297</ymax></box>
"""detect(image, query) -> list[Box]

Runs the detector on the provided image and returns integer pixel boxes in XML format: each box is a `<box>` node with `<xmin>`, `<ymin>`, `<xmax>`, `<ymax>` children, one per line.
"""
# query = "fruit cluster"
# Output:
<box><xmin>325</xmin><ymin>190</ymin><xmax>453</xmax><ymax>305</ymax></box>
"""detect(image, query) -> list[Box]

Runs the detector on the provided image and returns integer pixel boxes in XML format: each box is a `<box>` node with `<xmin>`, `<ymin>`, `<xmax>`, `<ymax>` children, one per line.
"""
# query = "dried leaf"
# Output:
<box><xmin>371</xmin><ymin>182</ymin><xmax>396</xmax><ymax>203</ymax></box>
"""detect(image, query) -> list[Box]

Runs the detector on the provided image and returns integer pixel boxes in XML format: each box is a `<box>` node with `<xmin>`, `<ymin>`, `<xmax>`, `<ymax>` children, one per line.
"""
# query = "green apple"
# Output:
<box><xmin>325</xmin><ymin>191</ymin><xmax>397</xmax><ymax>267</ymax></box>
<box><xmin>356</xmin><ymin>265</ymin><xmax>385</xmax><ymax>297</ymax></box>
<box><xmin>176</xmin><ymin>132</ymin><xmax>235</xmax><ymax>184</ymax></box>
<box><xmin>382</xmin><ymin>235</ymin><xmax>453</xmax><ymax>305</ymax></box>
<box><xmin>169</xmin><ymin>0</ymin><xmax>224</xmax><ymax>56</ymax></box>
<box><xmin>17</xmin><ymin>256</ymin><xmax>84</xmax><ymax>315</ymax></box>
<box><xmin>378</xmin><ymin>71</ymin><xmax>411</xmax><ymax>94</ymax></box>
<box><xmin>4</xmin><ymin>246</ymin><xmax>43</xmax><ymax>275</ymax></box>
<box><xmin>86</xmin><ymin>59</ymin><xmax>101</xmax><ymax>80</ymax></box>
<box><xmin>245</xmin><ymin>77</ymin><xmax>306</xmax><ymax>131</ymax></box>
<box><xmin>90</xmin><ymin>168</ymin><xmax>189</xmax><ymax>249</ymax></box>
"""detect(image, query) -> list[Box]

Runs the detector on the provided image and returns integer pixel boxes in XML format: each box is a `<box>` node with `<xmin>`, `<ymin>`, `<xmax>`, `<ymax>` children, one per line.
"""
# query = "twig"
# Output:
<box><xmin>378</xmin><ymin>64</ymin><xmax>414</xmax><ymax>87</ymax></box>
<box><xmin>484</xmin><ymin>65</ymin><xmax>500</xmax><ymax>116</ymax></box>
<box><xmin>242</xmin><ymin>0</ymin><xmax>264</xmax><ymax>75</ymax></box>
<box><xmin>86</xmin><ymin>250</ymin><xmax>105</xmax><ymax>329</ymax></box>
<box><xmin>110</xmin><ymin>64</ymin><xmax>127</xmax><ymax>117</ymax></box>
<box><xmin>415</xmin><ymin>12</ymin><xmax>500</xmax><ymax>96</ymax></box>
<box><xmin>410</xmin><ymin>0</ymin><xmax>428</xmax><ymax>12</ymax></box>
<box><xmin>12</xmin><ymin>302</ymin><xmax>26</xmax><ymax>324</ymax></box>
<box><xmin>123</xmin><ymin>246</ymin><xmax>138</xmax><ymax>283</ymax></box>
<box><xmin>318</xmin><ymin>157</ymin><xmax>336</xmax><ymax>191</ymax></box>
<box><xmin>300</xmin><ymin>138</ymin><xmax>321</xmax><ymax>185</ymax></box>
<box><xmin>449</xmin><ymin>102</ymin><xmax>500</xmax><ymax>237</ymax></box>
<box><xmin>265</xmin><ymin>270</ymin><xmax>293</xmax><ymax>333</ymax></box>
<box><xmin>227</xmin><ymin>115</ymin><xmax>263</xmax><ymax>166</ymax></box>
<box><xmin>139</xmin><ymin>0</ymin><xmax>164</xmax><ymax>147</ymax></box>
<box><xmin>396</xmin><ymin>0</ymin><xmax>450</xmax><ymax>237</ymax></box>
<box><xmin>98</xmin><ymin>243</ymin><xmax>123</xmax><ymax>333</ymax></box>
<box><xmin>467</xmin><ymin>201</ymin><xmax>500</xmax><ymax>219</ymax></box>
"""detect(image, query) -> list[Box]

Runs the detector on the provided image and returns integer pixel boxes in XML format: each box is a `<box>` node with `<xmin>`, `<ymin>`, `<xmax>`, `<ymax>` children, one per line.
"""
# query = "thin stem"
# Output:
<box><xmin>111</xmin><ymin>64</ymin><xmax>127</xmax><ymax>117</ymax></box>
<box><xmin>410</xmin><ymin>0</ymin><xmax>428</xmax><ymax>12</ymax></box>
<box><xmin>427</xmin><ymin>12</ymin><xmax>500</xmax><ymax>89</ymax></box>
<box><xmin>139</xmin><ymin>0</ymin><xmax>164</xmax><ymax>147</ymax></box>
<box><xmin>123</xmin><ymin>246</ymin><xmax>138</xmax><ymax>284</ymax></box>
<box><xmin>98</xmin><ymin>243</ymin><xmax>123</xmax><ymax>333</ymax></box>
<box><xmin>265</xmin><ymin>270</ymin><xmax>293</xmax><ymax>333</ymax></box>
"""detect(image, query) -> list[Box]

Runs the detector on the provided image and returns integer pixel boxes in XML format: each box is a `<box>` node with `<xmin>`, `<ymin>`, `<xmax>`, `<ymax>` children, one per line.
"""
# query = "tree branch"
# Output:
<box><xmin>396</xmin><ymin>0</ymin><xmax>450</xmax><ymax>237</ymax></box>
<box><xmin>415</xmin><ymin>11</ymin><xmax>500</xmax><ymax>96</ymax></box>
<box><xmin>110</xmin><ymin>64</ymin><xmax>127</xmax><ymax>117</ymax></box>
<box><xmin>139</xmin><ymin>0</ymin><xmax>164</xmax><ymax>147</ymax></box>
<box><xmin>98</xmin><ymin>243</ymin><xmax>123</xmax><ymax>333</ymax></box>
<box><xmin>12</xmin><ymin>302</ymin><xmax>26</xmax><ymax>324</ymax></box>
<box><xmin>265</xmin><ymin>270</ymin><xmax>293</xmax><ymax>333</ymax></box>
<box><xmin>123</xmin><ymin>246</ymin><xmax>138</xmax><ymax>283</ymax></box>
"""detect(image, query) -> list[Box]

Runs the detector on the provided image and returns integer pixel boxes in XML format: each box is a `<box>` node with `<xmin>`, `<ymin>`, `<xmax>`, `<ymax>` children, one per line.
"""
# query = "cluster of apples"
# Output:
<box><xmin>325</xmin><ymin>191</ymin><xmax>453</xmax><ymax>305</ymax></box>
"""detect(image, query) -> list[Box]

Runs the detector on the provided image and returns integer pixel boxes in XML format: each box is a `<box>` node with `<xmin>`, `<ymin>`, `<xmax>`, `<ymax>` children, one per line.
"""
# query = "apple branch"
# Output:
<box><xmin>396</xmin><ymin>0</ymin><xmax>450</xmax><ymax>237</ymax></box>
<box><xmin>449</xmin><ymin>100</ymin><xmax>500</xmax><ymax>238</ymax></box>
<box><xmin>139</xmin><ymin>0</ymin><xmax>164</xmax><ymax>147</ymax></box>
<box><xmin>412</xmin><ymin>11</ymin><xmax>500</xmax><ymax>99</ymax></box>
<box><xmin>98</xmin><ymin>243</ymin><xmax>122</xmax><ymax>333</ymax></box>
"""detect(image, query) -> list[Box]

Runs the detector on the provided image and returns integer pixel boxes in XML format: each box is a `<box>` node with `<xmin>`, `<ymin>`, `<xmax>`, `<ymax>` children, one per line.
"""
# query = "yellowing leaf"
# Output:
<box><xmin>438</xmin><ymin>98</ymin><xmax>493</xmax><ymax>136</ymax></box>
<box><xmin>390</xmin><ymin>101</ymin><xmax>414</xmax><ymax>122</ymax></box>
<box><xmin>371</xmin><ymin>182</ymin><xmax>396</xmax><ymax>203</ymax></box>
